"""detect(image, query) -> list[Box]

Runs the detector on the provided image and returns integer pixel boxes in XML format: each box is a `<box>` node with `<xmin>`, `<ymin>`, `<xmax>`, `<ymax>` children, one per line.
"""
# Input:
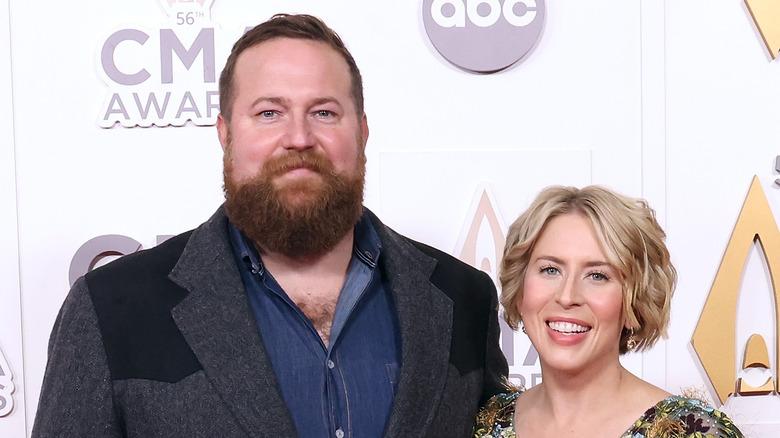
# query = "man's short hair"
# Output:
<box><xmin>218</xmin><ymin>13</ymin><xmax>364</xmax><ymax>123</ymax></box>
<box><xmin>500</xmin><ymin>185</ymin><xmax>678</xmax><ymax>354</ymax></box>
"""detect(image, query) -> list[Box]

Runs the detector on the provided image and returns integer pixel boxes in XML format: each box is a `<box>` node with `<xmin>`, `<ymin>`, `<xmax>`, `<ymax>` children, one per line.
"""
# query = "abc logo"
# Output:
<box><xmin>422</xmin><ymin>0</ymin><xmax>545</xmax><ymax>73</ymax></box>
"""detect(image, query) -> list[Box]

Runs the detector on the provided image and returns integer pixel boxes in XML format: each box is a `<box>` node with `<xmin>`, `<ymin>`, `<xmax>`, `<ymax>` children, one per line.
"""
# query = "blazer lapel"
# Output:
<box><xmin>376</xmin><ymin>223</ymin><xmax>454</xmax><ymax>438</ymax></box>
<box><xmin>168</xmin><ymin>208</ymin><xmax>297</xmax><ymax>437</ymax></box>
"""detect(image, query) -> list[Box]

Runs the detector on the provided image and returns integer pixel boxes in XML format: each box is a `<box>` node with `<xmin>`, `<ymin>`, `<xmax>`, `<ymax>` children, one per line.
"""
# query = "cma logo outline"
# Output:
<box><xmin>692</xmin><ymin>175</ymin><xmax>780</xmax><ymax>405</ymax></box>
<box><xmin>453</xmin><ymin>183</ymin><xmax>541</xmax><ymax>387</ymax></box>
<box><xmin>745</xmin><ymin>0</ymin><xmax>780</xmax><ymax>60</ymax></box>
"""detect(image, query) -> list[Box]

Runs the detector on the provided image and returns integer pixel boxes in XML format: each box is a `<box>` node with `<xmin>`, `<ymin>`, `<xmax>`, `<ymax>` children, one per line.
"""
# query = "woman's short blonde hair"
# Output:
<box><xmin>500</xmin><ymin>185</ymin><xmax>677</xmax><ymax>354</ymax></box>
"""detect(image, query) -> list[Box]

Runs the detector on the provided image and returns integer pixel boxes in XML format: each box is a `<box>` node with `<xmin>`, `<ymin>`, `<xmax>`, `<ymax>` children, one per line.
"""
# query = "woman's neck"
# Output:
<box><xmin>515</xmin><ymin>363</ymin><xmax>669</xmax><ymax>437</ymax></box>
<box><xmin>538</xmin><ymin>360</ymin><xmax>631</xmax><ymax>419</ymax></box>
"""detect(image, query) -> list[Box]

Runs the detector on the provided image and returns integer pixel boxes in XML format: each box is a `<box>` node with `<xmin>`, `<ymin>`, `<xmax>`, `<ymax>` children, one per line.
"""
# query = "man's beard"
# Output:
<box><xmin>223</xmin><ymin>147</ymin><xmax>365</xmax><ymax>259</ymax></box>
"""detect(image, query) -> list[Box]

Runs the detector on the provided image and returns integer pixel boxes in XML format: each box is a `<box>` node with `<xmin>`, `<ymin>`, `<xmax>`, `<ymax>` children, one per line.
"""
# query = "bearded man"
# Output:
<box><xmin>33</xmin><ymin>14</ymin><xmax>507</xmax><ymax>438</ymax></box>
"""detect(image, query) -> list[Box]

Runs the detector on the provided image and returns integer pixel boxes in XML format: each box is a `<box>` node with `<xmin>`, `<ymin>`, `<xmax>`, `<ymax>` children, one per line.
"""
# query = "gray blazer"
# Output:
<box><xmin>33</xmin><ymin>207</ymin><xmax>508</xmax><ymax>437</ymax></box>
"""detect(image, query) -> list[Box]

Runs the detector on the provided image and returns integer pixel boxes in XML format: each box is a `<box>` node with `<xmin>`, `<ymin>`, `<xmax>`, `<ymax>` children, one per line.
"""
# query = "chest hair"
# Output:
<box><xmin>293</xmin><ymin>291</ymin><xmax>339</xmax><ymax>347</ymax></box>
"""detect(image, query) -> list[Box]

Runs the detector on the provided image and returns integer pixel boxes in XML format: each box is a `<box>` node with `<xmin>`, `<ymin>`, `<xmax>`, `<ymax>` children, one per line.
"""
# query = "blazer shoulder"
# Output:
<box><xmin>82</xmin><ymin>229</ymin><xmax>201</xmax><ymax>382</ymax></box>
<box><xmin>408</xmin><ymin>238</ymin><xmax>496</xmax><ymax>300</ymax></box>
<box><xmin>84</xmin><ymin>230</ymin><xmax>194</xmax><ymax>288</ymax></box>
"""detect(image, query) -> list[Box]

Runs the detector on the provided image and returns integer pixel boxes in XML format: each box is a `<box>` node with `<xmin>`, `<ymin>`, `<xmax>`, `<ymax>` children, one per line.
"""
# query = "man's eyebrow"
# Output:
<box><xmin>248</xmin><ymin>96</ymin><xmax>344</xmax><ymax>109</ymax></box>
<box><xmin>311</xmin><ymin>97</ymin><xmax>341</xmax><ymax>106</ymax></box>
<box><xmin>249</xmin><ymin>96</ymin><xmax>287</xmax><ymax>107</ymax></box>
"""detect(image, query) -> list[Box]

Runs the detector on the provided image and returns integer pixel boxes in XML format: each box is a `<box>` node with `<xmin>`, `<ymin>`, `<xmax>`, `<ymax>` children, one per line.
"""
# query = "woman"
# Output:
<box><xmin>474</xmin><ymin>186</ymin><xmax>743</xmax><ymax>438</ymax></box>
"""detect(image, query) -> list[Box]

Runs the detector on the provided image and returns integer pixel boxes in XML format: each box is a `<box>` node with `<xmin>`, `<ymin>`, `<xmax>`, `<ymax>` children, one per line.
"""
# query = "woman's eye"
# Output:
<box><xmin>541</xmin><ymin>266</ymin><xmax>558</xmax><ymax>276</ymax></box>
<box><xmin>589</xmin><ymin>272</ymin><xmax>610</xmax><ymax>281</ymax></box>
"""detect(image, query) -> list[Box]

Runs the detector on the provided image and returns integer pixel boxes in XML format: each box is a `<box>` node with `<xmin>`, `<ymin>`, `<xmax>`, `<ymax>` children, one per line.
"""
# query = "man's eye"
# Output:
<box><xmin>259</xmin><ymin>110</ymin><xmax>276</xmax><ymax>118</ymax></box>
<box><xmin>316</xmin><ymin>110</ymin><xmax>333</xmax><ymax>117</ymax></box>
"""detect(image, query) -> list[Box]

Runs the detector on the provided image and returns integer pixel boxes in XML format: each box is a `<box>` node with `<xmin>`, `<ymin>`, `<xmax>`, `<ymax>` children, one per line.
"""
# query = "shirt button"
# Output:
<box><xmin>335</xmin><ymin>428</ymin><xmax>344</xmax><ymax>438</ymax></box>
<box><xmin>327</xmin><ymin>360</ymin><xmax>335</xmax><ymax>369</ymax></box>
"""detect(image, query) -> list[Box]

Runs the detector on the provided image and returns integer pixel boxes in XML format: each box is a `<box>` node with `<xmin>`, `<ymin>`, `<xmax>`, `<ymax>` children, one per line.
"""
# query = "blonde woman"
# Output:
<box><xmin>474</xmin><ymin>185</ymin><xmax>743</xmax><ymax>438</ymax></box>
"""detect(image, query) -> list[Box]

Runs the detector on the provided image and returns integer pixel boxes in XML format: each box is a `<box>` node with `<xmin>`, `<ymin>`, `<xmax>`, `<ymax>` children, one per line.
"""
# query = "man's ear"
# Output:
<box><xmin>217</xmin><ymin>114</ymin><xmax>229</xmax><ymax>152</ymax></box>
<box><xmin>360</xmin><ymin>113</ymin><xmax>369</xmax><ymax>151</ymax></box>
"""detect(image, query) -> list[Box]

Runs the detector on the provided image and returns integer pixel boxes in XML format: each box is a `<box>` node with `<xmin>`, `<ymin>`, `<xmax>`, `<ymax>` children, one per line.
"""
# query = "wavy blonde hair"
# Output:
<box><xmin>500</xmin><ymin>185</ymin><xmax>677</xmax><ymax>354</ymax></box>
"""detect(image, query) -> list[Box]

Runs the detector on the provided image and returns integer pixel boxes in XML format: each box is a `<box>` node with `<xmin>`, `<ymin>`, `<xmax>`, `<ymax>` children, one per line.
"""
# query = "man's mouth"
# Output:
<box><xmin>283</xmin><ymin>160</ymin><xmax>318</xmax><ymax>172</ymax></box>
<box><xmin>547</xmin><ymin>321</ymin><xmax>591</xmax><ymax>334</ymax></box>
<box><xmin>272</xmin><ymin>162</ymin><xmax>323</xmax><ymax>181</ymax></box>
<box><xmin>265</xmin><ymin>152</ymin><xmax>331</xmax><ymax>178</ymax></box>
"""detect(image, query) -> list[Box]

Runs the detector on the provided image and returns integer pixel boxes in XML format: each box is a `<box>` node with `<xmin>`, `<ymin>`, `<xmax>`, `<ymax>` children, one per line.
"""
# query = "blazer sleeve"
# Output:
<box><xmin>32</xmin><ymin>277</ymin><xmax>123</xmax><ymax>437</ymax></box>
<box><xmin>481</xmin><ymin>275</ymin><xmax>509</xmax><ymax>405</ymax></box>
<box><xmin>407</xmin><ymin>236</ymin><xmax>510</xmax><ymax>407</ymax></box>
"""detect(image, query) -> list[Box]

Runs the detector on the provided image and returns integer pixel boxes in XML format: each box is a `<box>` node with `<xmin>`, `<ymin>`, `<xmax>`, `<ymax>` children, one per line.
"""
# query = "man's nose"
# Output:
<box><xmin>284</xmin><ymin>114</ymin><xmax>315</xmax><ymax>150</ymax></box>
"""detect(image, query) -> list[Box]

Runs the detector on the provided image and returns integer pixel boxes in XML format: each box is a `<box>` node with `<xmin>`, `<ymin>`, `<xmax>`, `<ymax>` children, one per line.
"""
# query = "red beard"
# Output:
<box><xmin>223</xmin><ymin>148</ymin><xmax>365</xmax><ymax>259</ymax></box>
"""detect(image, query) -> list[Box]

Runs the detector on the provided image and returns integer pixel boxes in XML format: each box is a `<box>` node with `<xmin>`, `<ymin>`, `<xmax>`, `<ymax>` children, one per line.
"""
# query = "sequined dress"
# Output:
<box><xmin>473</xmin><ymin>392</ymin><xmax>744</xmax><ymax>438</ymax></box>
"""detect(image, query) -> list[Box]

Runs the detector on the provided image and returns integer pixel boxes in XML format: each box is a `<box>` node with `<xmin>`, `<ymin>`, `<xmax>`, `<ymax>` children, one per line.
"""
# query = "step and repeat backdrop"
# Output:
<box><xmin>2</xmin><ymin>0</ymin><xmax>780</xmax><ymax>436</ymax></box>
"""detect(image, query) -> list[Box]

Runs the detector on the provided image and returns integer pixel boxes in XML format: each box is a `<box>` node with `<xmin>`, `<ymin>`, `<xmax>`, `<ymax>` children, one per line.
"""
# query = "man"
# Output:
<box><xmin>33</xmin><ymin>14</ymin><xmax>507</xmax><ymax>437</ymax></box>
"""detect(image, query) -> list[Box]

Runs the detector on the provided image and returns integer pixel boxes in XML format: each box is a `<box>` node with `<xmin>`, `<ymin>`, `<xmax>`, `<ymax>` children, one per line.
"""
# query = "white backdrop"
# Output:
<box><xmin>2</xmin><ymin>0</ymin><xmax>780</xmax><ymax>436</ymax></box>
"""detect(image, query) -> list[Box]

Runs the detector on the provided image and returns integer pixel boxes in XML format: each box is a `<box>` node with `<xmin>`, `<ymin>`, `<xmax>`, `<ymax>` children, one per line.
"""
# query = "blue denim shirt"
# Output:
<box><xmin>228</xmin><ymin>214</ymin><xmax>401</xmax><ymax>438</ymax></box>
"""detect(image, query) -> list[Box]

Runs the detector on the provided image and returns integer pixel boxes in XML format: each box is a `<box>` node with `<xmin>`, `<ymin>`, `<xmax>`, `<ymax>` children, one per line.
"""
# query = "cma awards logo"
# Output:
<box><xmin>98</xmin><ymin>0</ymin><xmax>225</xmax><ymax>128</ymax></box>
<box><xmin>453</xmin><ymin>183</ymin><xmax>542</xmax><ymax>387</ymax></box>
<box><xmin>692</xmin><ymin>174</ymin><xmax>780</xmax><ymax>406</ymax></box>
<box><xmin>422</xmin><ymin>0</ymin><xmax>545</xmax><ymax>73</ymax></box>
<box><xmin>745</xmin><ymin>0</ymin><xmax>780</xmax><ymax>59</ymax></box>
<box><xmin>0</xmin><ymin>343</ymin><xmax>13</xmax><ymax>417</ymax></box>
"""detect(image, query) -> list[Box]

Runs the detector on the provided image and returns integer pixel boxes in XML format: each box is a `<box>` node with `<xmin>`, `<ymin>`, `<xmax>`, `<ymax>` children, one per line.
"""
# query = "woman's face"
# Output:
<box><xmin>519</xmin><ymin>212</ymin><xmax>626</xmax><ymax>375</ymax></box>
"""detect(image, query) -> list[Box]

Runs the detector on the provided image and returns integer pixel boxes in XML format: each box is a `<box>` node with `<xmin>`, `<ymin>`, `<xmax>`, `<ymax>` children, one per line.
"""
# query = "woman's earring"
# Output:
<box><xmin>626</xmin><ymin>328</ymin><xmax>637</xmax><ymax>351</ymax></box>
<box><xmin>521</xmin><ymin>324</ymin><xmax>527</xmax><ymax>334</ymax></box>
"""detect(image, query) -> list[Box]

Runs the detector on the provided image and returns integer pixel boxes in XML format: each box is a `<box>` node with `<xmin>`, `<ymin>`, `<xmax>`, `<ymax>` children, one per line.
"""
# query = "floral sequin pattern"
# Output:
<box><xmin>622</xmin><ymin>396</ymin><xmax>744</xmax><ymax>438</ymax></box>
<box><xmin>473</xmin><ymin>392</ymin><xmax>520</xmax><ymax>438</ymax></box>
<box><xmin>473</xmin><ymin>392</ymin><xmax>744</xmax><ymax>438</ymax></box>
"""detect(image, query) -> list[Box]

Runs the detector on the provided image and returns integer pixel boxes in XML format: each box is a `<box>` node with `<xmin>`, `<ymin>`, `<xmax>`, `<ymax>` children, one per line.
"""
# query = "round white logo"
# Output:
<box><xmin>422</xmin><ymin>0</ymin><xmax>545</xmax><ymax>73</ymax></box>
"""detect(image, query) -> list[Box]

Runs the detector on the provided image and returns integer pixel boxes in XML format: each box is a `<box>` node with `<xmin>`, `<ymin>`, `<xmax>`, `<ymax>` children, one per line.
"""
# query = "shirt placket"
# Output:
<box><xmin>325</xmin><ymin>353</ymin><xmax>349</xmax><ymax>438</ymax></box>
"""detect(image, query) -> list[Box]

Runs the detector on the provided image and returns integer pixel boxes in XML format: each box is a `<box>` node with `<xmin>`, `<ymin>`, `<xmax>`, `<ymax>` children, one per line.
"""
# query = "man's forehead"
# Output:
<box><xmin>232</xmin><ymin>38</ymin><xmax>350</xmax><ymax>84</ymax></box>
<box><xmin>231</xmin><ymin>38</ymin><xmax>356</xmax><ymax>107</ymax></box>
<box><xmin>238</xmin><ymin>37</ymin><xmax>339</xmax><ymax>64</ymax></box>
